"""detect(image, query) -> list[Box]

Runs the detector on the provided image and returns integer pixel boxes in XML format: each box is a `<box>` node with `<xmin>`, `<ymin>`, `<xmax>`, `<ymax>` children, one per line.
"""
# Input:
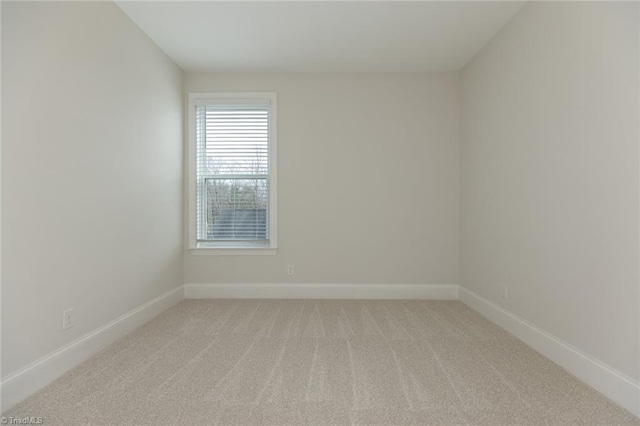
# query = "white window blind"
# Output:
<box><xmin>195</xmin><ymin>102</ymin><xmax>272</xmax><ymax>246</ymax></box>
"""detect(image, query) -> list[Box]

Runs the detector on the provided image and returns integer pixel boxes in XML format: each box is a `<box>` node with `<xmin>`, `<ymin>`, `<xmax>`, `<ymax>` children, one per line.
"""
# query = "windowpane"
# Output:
<box><xmin>195</xmin><ymin>102</ymin><xmax>272</xmax><ymax>244</ymax></box>
<box><xmin>197</xmin><ymin>108</ymin><xmax>269</xmax><ymax>176</ymax></box>
<box><xmin>204</xmin><ymin>178</ymin><xmax>268</xmax><ymax>240</ymax></box>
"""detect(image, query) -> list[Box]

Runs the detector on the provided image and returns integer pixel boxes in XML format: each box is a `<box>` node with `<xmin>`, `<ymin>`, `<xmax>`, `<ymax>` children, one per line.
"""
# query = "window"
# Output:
<box><xmin>188</xmin><ymin>93</ymin><xmax>277</xmax><ymax>254</ymax></box>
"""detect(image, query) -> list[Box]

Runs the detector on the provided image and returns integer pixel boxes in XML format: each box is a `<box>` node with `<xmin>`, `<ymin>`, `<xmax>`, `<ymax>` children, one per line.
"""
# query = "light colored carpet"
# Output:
<box><xmin>5</xmin><ymin>299</ymin><xmax>639</xmax><ymax>425</ymax></box>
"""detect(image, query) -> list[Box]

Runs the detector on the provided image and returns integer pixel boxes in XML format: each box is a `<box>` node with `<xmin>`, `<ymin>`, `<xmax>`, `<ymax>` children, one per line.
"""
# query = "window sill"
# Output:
<box><xmin>188</xmin><ymin>247</ymin><xmax>278</xmax><ymax>256</ymax></box>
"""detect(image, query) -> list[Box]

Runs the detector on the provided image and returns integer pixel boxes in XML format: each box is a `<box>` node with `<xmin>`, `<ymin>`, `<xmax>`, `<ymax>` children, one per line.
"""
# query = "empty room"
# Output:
<box><xmin>1</xmin><ymin>1</ymin><xmax>639</xmax><ymax>424</ymax></box>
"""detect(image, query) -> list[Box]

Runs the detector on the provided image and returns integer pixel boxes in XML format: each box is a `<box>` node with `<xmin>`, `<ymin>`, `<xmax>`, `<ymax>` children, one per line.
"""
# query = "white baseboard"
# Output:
<box><xmin>184</xmin><ymin>283</ymin><xmax>459</xmax><ymax>300</ymax></box>
<box><xmin>459</xmin><ymin>287</ymin><xmax>640</xmax><ymax>418</ymax></box>
<box><xmin>1</xmin><ymin>285</ymin><xmax>184</xmax><ymax>413</ymax></box>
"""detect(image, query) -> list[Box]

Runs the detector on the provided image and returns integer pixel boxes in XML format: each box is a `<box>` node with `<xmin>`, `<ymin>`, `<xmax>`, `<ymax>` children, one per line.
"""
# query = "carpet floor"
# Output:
<box><xmin>5</xmin><ymin>299</ymin><xmax>639</xmax><ymax>425</ymax></box>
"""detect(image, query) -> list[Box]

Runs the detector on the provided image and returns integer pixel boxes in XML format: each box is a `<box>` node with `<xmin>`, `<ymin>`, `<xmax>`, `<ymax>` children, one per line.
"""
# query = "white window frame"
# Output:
<box><xmin>187</xmin><ymin>92</ymin><xmax>277</xmax><ymax>255</ymax></box>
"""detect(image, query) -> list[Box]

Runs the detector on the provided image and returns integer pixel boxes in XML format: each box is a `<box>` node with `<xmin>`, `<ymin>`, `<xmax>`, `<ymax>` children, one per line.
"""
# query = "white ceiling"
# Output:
<box><xmin>116</xmin><ymin>1</ymin><xmax>525</xmax><ymax>73</ymax></box>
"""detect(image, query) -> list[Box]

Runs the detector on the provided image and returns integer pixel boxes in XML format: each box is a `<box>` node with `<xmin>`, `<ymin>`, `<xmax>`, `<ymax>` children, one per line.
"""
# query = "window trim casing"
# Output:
<box><xmin>187</xmin><ymin>92</ymin><xmax>278</xmax><ymax>255</ymax></box>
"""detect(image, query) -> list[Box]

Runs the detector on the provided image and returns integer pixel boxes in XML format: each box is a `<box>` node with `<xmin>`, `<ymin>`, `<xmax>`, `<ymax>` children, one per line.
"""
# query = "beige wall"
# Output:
<box><xmin>184</xmin><ymin>73</ymin><xmax>460</xmax><ymax>285</ymax></box>
<box><xmin>461</xmin><ymin>2</ymin><xmax>639</xmax><ymax>380</ymax></box>
<box><xmin>1</xmin><ymin>2</ymin><xmax>184</xmax><ymax>375</ymax></box>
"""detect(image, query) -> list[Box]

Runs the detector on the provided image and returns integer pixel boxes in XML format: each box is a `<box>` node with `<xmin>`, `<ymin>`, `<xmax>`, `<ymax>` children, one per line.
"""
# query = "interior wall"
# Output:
<box><xmin>1</xmin><ymin>1</ymin><xmax>183</xmax><ymax>376</ymax></box>
<box><xmin>461</xmin><ymin>1</ymin><xmax>639</xmax><ymax>380</ymax></box>
<box><xmin>184</xmin><ymin>73</ymin><xmax>460</xmax><ymax>285</ymax></box>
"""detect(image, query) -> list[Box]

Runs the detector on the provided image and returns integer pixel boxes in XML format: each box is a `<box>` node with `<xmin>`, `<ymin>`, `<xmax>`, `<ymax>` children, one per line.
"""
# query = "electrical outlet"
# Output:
<box><xmin>502</xmin><ymin>285</ymin><xmax>508</xmax><ymax>300</ymax></box>
<box><xmin>287</xmin><ymin>265</ymin><xmax>295</xmax><ymax>276</ymax></box>
<box><xmin>62</xmin><ymin>308</ymin><xmax>75</xmax><ymax>330</ymax></box>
